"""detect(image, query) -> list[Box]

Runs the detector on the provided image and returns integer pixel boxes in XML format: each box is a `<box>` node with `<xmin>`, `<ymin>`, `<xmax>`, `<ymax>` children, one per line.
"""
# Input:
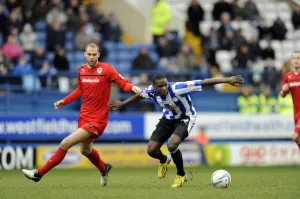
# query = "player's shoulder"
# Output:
<box><xmin>78</xmin><ymin>64</ymin><xmax>88</xmax><ymax>73</ymax></box>
<box><xmin>285</xmin><ymin>71</ymin><xmax>295</xmax><ymax>79</ymax></box>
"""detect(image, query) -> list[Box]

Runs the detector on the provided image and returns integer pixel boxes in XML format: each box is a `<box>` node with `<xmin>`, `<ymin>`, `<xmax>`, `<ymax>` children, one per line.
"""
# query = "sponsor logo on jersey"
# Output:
<box><xmin>289</xmin><ymin>82</ymin><xmax>300</xmax><ymax>87</ymax></box>
<box><xmin>82</xmin><ymin>78</ymin><xmax>99</xmax><ymax>83</ymax></box>
<box><xmin>97</xmin><ymin>67</ymin><xmax>102</xmax><ymax>74</ymax></box>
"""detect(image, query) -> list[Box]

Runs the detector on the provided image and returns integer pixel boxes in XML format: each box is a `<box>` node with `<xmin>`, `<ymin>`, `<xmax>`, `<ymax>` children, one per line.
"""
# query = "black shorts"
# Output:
<box><xmin>150</xmin><ymin>116</ymin><xmax>195</xmax><ymax>143</ymax></box>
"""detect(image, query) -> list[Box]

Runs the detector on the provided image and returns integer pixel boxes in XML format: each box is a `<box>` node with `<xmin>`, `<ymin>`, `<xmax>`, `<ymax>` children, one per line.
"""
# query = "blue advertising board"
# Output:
<box><xmin>0</xmin><ymin>114</ymin><xmax>144</xmax><ymax>141</ymax></box>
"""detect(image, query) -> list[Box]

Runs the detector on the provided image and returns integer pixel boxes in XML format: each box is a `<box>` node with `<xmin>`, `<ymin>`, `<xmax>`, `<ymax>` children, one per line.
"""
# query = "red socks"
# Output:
<box><xmin>38</xmin><ymin>148</ymin><xmax>67</xmax><ymax>176</ymax></box>
<box><xmin>86</xmin><ymin>148</ymin><xmax>106</xmax><ymax>173</ymax></box>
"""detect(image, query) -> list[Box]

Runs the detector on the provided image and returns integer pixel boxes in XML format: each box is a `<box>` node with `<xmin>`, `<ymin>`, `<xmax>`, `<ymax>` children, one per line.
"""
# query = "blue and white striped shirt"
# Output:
<box><xmin>140</xmin><ymin>80</ymin><xmax>202</xmax><ymax>120</ymax></box>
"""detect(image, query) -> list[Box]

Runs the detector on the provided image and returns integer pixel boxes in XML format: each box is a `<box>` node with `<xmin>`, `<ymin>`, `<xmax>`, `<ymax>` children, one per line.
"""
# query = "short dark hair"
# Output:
<box><xmin>152</xmin><ymin>74</ymin><xmax>167</xmax><ymax>85</ymax></box>
<box><xmin>85</xmin><ymin>42</ymin><xmax>99</xmax><ymax>52</ymax></box>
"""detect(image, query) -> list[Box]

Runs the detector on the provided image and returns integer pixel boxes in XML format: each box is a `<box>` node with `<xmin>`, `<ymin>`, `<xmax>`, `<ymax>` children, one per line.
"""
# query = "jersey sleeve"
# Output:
<box><xmin>63</xmin><ymin>71</ymin><xmax>83</xmax><ymax>105</ymax></box>
<box><xmin>280</xmin><ymin>74</ymin><xmax>289</xmax><ymax>91</ymax></box>
<box><xmin>109</xmin><ymin>66</ymin><xmax>134</xmax><ymax>92</ymax></box>
<box><xmin>171</xmin><ymin>80</ymin><xmax>202</xmax><ymax>95</ymax></box>
<box><xmin>140</xmin><ymin>85</ymin><xmax>155</xmax><ymax>99</ymax></box>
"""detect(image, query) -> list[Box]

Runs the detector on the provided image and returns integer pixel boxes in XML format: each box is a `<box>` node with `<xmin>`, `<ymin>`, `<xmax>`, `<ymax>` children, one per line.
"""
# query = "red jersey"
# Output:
<box><xmin>63</xmin><ymin>62</ymin><xmax>134</xmax><ymax>124</ymax></box>
<box><xmin>281</xmin><ymin>71</ymin><xmax>300</xmax><ymax>115</ymax></box>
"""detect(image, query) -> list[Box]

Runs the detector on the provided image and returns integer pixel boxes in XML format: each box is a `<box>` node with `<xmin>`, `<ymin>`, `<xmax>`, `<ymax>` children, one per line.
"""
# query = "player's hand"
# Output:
<box><xmin>54</xmin><ymin>100</ymin><xmax>64</xmax><ymax>110</ymax></box>
<box><xmin>108</xmin><ymin>100</ymin><xmax>124</xmax><ymax>111</ymax></box>
<box><xmin>228</xmin><ymin>75</ymin><xmax>244</xmax><ymax>87</ymax></box>
<box><xmin>132</xmin><ymin>86</ymin><xmax>141</xmax><ymax>94</ymax></box>
<box><xmin>280</xmin><ymin>83</ymin><xmax>290</xmax><ymax>97</ymax></box>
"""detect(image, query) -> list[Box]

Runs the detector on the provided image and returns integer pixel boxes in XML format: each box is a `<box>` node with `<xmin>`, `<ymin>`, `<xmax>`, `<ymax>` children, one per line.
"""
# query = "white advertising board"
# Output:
<box><xmin>228</xmin><ymin>142</ymin><xmax>300</xmax><ymax>166</ymax></box>
<box><xmin>145</xmin><ymin>113</ymin><xmax>294</xmax><ymax>139</ymax></box>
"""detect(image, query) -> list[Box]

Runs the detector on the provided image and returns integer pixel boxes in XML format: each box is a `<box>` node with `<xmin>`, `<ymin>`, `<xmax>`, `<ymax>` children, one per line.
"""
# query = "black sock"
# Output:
<box><xmin>170</xmin><ymin>149</ymin><xmax>185</xmax><ymax>176</ymax></box>
<box><xmin>149</xmin><ymin>149</ymin><xmax>167</xmax><ymax>163</ymax></box>
<box><xmin>156</xmin><ymin>150</ymin><xmax>168</xmax><ymax>164</ymax></box>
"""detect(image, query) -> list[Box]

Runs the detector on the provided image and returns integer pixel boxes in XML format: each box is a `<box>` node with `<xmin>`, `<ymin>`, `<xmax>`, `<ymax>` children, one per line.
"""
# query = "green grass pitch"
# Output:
<box><xmin>0</xmin><ymin>166</ymin><xmax>299</xmax><ymax>199</ymax></box>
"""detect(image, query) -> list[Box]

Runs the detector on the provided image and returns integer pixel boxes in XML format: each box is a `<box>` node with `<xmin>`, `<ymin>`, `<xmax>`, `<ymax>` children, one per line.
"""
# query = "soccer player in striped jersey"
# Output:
<box><xmin>109</xmin><ymin>74</ymin><xmax>244</xmax><ymax>188</ymax></box>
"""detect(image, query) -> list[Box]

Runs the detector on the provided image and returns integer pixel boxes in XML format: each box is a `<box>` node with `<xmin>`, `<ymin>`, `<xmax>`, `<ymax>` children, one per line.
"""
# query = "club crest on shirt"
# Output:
<box><xmin>97</xmin><ymin>67</ymin><xmax>102</xmax><ymax>74</ymax></box>
<box><xmin>173</xmin><ymin>97</ymin><xmax>178</xmax><ymax>102</ymax></box>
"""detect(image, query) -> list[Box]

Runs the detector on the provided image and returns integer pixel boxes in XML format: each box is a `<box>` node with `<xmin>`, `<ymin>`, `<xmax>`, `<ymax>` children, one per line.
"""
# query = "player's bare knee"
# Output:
<box><xmin>80</xmin><ymin>148</ymin><xmax>91</xmax><ymax>156</ymax></box>
<box><xmin>60</xmin><ymin>138</ymin><xmax>71</xmax><ymax>150</ymax></box>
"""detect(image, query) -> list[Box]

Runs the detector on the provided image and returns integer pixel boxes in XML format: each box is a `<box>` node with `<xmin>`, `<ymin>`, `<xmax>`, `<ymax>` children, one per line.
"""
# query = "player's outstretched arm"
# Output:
<box><xmin>202</xmin><ymin>75</ymin><xmax>244</xmax><ymax>87</ymax></box>
<box><xmin>109</xmin><ymin>94</ymin><xmax>143</xmax><ymax>111</ymax></box>
<box><xmin>280</xmin><ymin>83</ymin><xmax>289</xmax><ymax>97</ymax></box>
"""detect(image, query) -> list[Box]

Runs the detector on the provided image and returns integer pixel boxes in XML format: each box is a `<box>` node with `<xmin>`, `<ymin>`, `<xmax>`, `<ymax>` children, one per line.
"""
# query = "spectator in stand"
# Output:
<box><xmin>212</xmin><ymin>0</ymin><xmax>233</xmax><ymax>21</ymax></box>
<box><xmin>243</xmin><ymin>0</ymin><xmax>260</xmax><ymax>21</ymax></box>
<box><xmin>0</xmin><ymin>49</ymin><xmax>12</xmax><ymax>75</ymax></box>
<box><xmin>90</xmin><ymin>6</ymin><xmax>107</xmax><ymax>34</ymax></box>
<box><xmin>20</xmin><ymin>23</ymin><xmax>37</xmax><ymax>53</ymax></box>
<box><xmin>220</xmin><ymin>30</ymin><xmax>234</xmax><ymax>51</ymax></box>
<box><xmin>156</xmin><ymin>37</ymin><xmax>173</xmax><ymax>59</ymax></box>
<box><xmin>31</xmin><ymin>0</ymin><xmax>48</xmax><ymax>22</ymax></box>
<box><xmin>136</xmin><ymin>73</ymin><xmax>155</xmax><ymax>112</ymax></box>
<box><xmin>66</xmin><ymin>1</ymin><xmax>81</xmax><ymax>32</ymax></box>
<box><xmin>248</xmin><ymin>35</ymin><xmax>262</xmax><ymax>62</ymax></box>
<box><xmin>91</xmin><ymin>34</ymin><xmax>108</xmax><ymax>62</ymax></box>
<box><xmin>105</xmin><ymin>12</ymin><xmax>123</xmax><ymax>42</ymax></box>
<box><xmin>31</xmin><ymin>46</ymin><xmax>46</xmax><ymax>71</ymax></box>
<box><xmin>74</xmin><ymin>25</ymin><xmax>93</xmax><ymax>51</ymax></box>
<box><xmin>234</xmin><ymin>28</ymin><xmax>247</xmax><ymax>50</ymax></box>
<box><xmin>186</xmin><ymin>0</ymin><xmax>204</xmax><ymax>36</ymax></box>
<box><xmin>5</xmin><ymin>0</ymin><xmax>20</xmax><ymax>13</ymax></box>
<box><xmin>46</xmin><ymin>3</ymin><xmax>68</xmax><ymax>28</ymax></box>
<box><xmin>270</xmin><ymin>17</ymin><xmax>287</xmax><ymax>40</ymax></box>
<box><xmin>197</xmin><ymin>56</ymin><xmax>211</xmax><ymax>79</ymax></box>
<box><xmin>0</xmin><ymin>4</ymin><xmax>8</xmax><ymax>43</ymax></box>
<box><xmin>292</xmin><ymin>5</ymin><xmax>300</xmax><ymax>30</ymax></box>
<box><xmin>203</xmin><ymin>27</ymin><xmax>219</xmax><ymax>66</ymax></box>
<box><xmin>232</xmin><ymin>0</ymin><xmax>244</xmax><ymax>21</ymax></box>
<box><xmin>2</xmin><ymin>34</ymin><xmax>24</xmax><ymax>64</ymax></box>
<box><xmin>151</xmin><ymin>0</ymin><xmax>171</xmax><ymax>44</ymax></box>
<box><xmin>132</xmin><ymin>47</ymin><xmax>156</xmax><ymax>70</ymax></box>
<box><xmin>175</xmin><ymin>43</ymin><xmax>195</xmax><ymax>71</ymax></box>
<box><xmin>53</xmin><ymin>47</ymin><xmax>69</xmax><ymax>72</ymax></box>
<box><xmin>262</xmin><ymin>40</ymin><xmax>275</xmax><ymax>60</ymax></box>
<box><xmin>218</xmin><ymin>12</ymin><xmax>234</xmax><ymax>41</ymax></box>
<box><xmin>262</xmin><ymin>58</ymin><xmax>279</xmax><ymax>90</ymax></box>
<box><xmin>47</xmin><ymin>19</ymin><xmax>66</xmax><ymax>52</ymax></box>
<box><xmin>13</xmin><ymin>56</ymin><xmax>33</xmax><ymax>75</ymax></box>
<box><xmin>232</xmin><ymin>44</ymin><xmax>251</xmax><ymax>69</ymax></box>
<box><xmin>6</xmin><ymin>9</ymin><xmax>23</xmax><ymax>40</ymax></box>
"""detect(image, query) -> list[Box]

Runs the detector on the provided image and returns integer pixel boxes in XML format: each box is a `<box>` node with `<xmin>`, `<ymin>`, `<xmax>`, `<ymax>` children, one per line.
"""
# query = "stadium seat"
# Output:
<box><xmin>200</xmin><ymin>21</ymin><xmax>211</xmax><ymax>35</ymax></box>
<box><xmin>118</xmin><ymin>51</ymin><xmax>134</xmax><ymax>62</ymax></box>
<box><xmin>65</xmin><ymin>32</ymin><xmax>74</xmax><ymax>42</ymax></box>
<box><xmin>65</xmin><ymin>41</ymin><xmax>74</xmax><ymax>52</ymax></box>
<box><xmin>104</xmin><ymin>41</ymin><xmax>117</xmax><ymax>51</ymax></box>
<box><xmin>149</xmin><ymin>52</ymin><xmax>159</xmax><ymax>63</ymax></box>
<box><xmin>259</xmin><ymin>40</ymin><xmax>268</xmax><ymax>49</ymax></box>
<box><xmin>216</xmin><ymin>51</ymin><xmax>233</xmax><ymax>73</ymax></box>
<box><xmin>73</xmin><ymin>51</ymin><xmax>85</xmax><ymax>63</ymax></box>
<box><xmin>46</xmin><ymin>52</ymin><xmax>55</xmax><ymax>62</ymax></box>
<box><xmin>24</xmin><ymin>53</ymin><xmax>31</xmax><ymax>62</ymax></box>
<box><xmin>35</xmin><ymin>20</ymin><xmax>47</xmax><ymax>32</ymax></box>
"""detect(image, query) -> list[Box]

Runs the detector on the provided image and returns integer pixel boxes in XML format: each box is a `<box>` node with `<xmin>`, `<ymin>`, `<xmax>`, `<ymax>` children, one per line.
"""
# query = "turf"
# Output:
<box><xmin>0</xmin><ymin>166</ymin><xmax>299</xmax><ymax>199</ymax></box>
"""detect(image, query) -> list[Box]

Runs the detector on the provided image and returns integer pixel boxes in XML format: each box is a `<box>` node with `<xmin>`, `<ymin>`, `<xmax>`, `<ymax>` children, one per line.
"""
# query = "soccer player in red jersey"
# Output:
<box><xmin>280</xmin><ymin>51</ymin><xmax>300</xmax><ymax>150</ymax></box>
<box><xmin>22</xmin><ymin>43</ymin><xmax>141</xmax><ymax>185</ymax></box>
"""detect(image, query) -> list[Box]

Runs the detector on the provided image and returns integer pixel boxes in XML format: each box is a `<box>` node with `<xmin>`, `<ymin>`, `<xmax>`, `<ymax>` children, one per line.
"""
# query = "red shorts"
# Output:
<box><xmin>294</xmin><ymin>114</ymin><xmax>300</xmax><ymax>134</ymax></box>
<box><xmin>78</xmin><ymin>118</ymin><xmax>107</xmax><ymax>142</ymax></box>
